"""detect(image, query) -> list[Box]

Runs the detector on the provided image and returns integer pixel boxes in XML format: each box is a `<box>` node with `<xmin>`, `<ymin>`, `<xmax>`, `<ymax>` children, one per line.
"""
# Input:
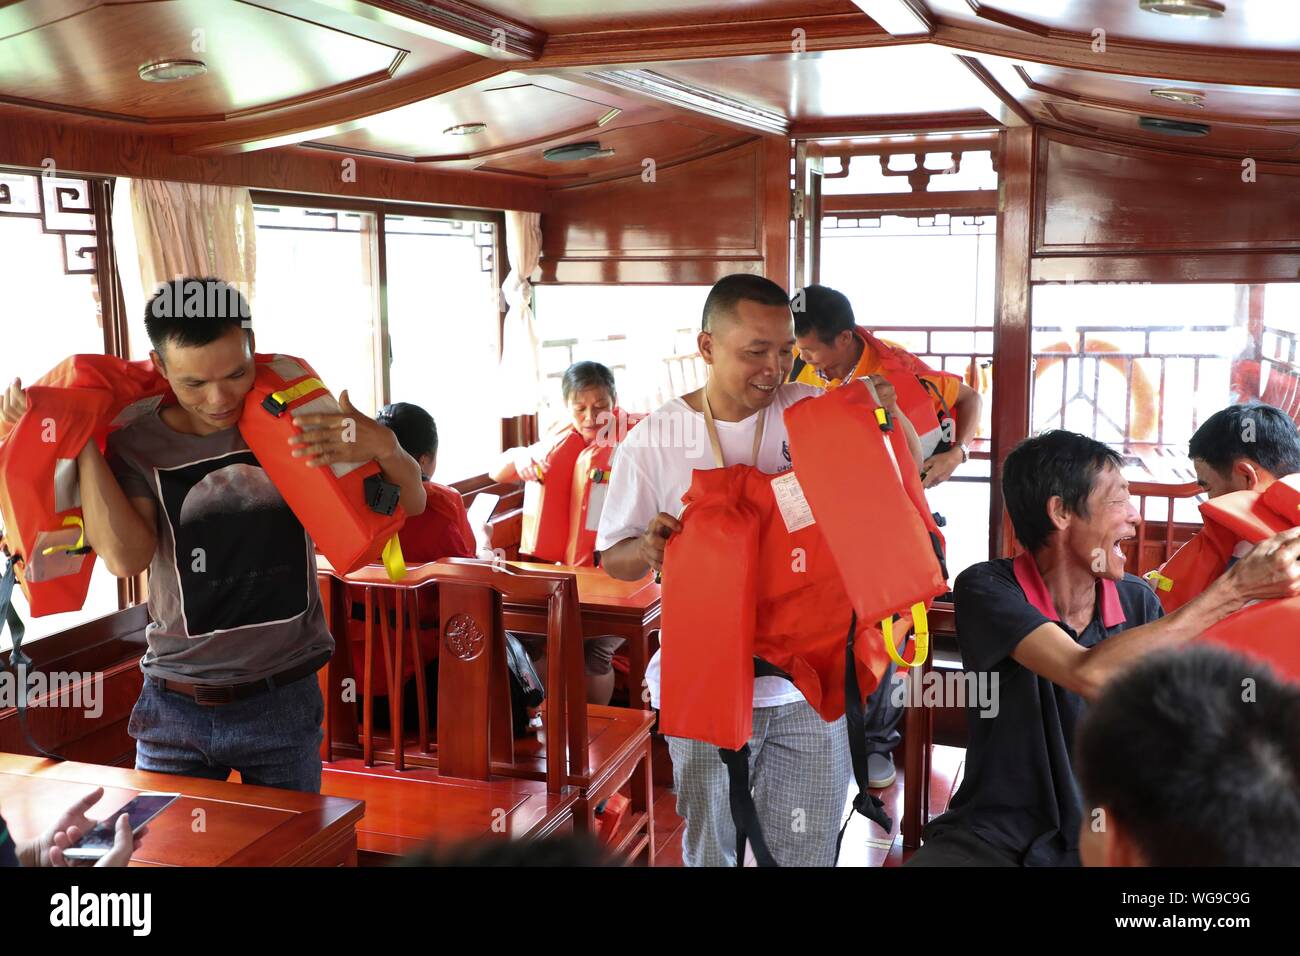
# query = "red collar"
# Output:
<box><xmin>1012</xmin><ymin>552</ymin><xmax>1127</xmax><ymax>630</ymax></box>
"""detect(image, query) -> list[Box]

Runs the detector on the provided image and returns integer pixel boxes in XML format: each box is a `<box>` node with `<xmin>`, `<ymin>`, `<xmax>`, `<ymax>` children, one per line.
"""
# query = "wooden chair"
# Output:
<box><xmin>1125</xmin><ymin>479</ymin><xmax>1204</xmax><ymax>575</ymax></box>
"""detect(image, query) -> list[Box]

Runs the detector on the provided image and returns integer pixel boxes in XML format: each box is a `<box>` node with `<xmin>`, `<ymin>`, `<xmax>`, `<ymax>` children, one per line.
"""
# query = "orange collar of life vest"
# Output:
<box><xmin>1012</xmin><ymin>551</ymin><xmax>1127</xmax><ymax>630</ymax></box>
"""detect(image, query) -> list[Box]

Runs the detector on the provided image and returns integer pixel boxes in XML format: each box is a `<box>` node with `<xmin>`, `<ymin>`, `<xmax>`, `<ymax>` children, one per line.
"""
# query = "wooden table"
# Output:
<box><xmin>0</xmin><ymin>753</ymin><xmax>364</xmax><ymax>866</ymax></box>
<box><xmin>501</xmin><ymin>561</ymin><xmax>661</xmax><ymax>706</ymax></box>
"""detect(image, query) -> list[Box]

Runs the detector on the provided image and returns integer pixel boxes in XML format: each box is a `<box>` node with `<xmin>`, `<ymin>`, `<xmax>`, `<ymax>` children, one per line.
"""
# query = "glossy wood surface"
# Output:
<box><xmin>0</xmin><ymin>753</ymin><xmax>364</xmax><ymax>866</ymax></box>
<box><xmin>474</xmin><ymin>0</ymin><xmax>861</xmax><ymax>33</ymax></box>
<box><xmin>1037</xmin><ymin>129</ymin><xmax>1300</xmax><ymax>254</ymax></box>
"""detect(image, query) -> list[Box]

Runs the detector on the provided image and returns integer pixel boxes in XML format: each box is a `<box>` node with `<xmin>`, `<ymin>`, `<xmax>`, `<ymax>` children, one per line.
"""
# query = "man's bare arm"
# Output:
<box><xmin>76</xmin><ymin>442</ymin><xmax>156</xmax><ymax>578</ymax></box>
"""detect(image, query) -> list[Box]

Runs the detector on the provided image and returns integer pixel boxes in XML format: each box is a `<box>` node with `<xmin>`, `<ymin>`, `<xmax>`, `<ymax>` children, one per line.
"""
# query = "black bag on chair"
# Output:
<box><xmin>504</xmin><ymin>632</ymin><xmax>545</xmax><ymax>737</ymax></box>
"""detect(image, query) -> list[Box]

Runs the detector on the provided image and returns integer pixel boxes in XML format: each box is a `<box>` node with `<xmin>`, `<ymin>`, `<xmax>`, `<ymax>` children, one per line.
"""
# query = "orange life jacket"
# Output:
<box><xmin>659</xmin><ymin>380</ymin><xmax>948</xmax><ymax>863</ymax></box>
<box><xmin>239</xmin><ymin>354</ymin><xmax>407</xmax><ymax>578</ymax></box>
<box><xmin>857</xmin><ymin>329</ymin><xmax>956</xmax><ymax>452</ymax></box>
<box><xmin>520</xmin><ymin>409</ymin><xmax>644</xmax><ymax>566</ymax></box>
<box><xmin>1189</xmin><ymin>475</ymin><xmax>1300</xmax><ymax>684</ymax></box>
<box><xmin>0</xmin><ymin>355</ymin><xmax>170</xmax><ymax>616</ymax></box>
<box><xmin>1145</xmin><ymin>476</ymin><xmax>1295</xmax><ymax>613</ymax></box>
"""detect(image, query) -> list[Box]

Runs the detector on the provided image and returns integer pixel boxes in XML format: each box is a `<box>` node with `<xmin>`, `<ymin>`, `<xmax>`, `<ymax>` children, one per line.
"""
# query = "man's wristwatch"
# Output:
<box><xmin>957</xmin><ymin>443</ymin><xmax>970</xmax><ymax>463</ymax></box>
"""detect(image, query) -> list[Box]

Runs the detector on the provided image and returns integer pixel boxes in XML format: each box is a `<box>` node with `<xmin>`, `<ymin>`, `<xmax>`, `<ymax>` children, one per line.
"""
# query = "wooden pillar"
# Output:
<box><xmin>988</xmin><ymin>126</ymin><xmax>1038</xmax><ymax>558</ymax></box>
<box><xmin>763</xmin><ymin>135</ymin><xmax>793</xmax><ymax>291</ymax></box>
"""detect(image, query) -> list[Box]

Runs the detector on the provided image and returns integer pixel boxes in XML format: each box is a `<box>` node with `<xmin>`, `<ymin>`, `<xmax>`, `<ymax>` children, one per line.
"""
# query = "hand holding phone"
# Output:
<box><xmin>58</xmin><ymin>792</ymin><xmax>177</xmax><ymax>864</ymax></box>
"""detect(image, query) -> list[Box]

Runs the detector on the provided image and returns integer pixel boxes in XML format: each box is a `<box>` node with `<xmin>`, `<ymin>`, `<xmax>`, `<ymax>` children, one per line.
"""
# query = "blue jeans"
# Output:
<box><xmin>129</xmin><ymin>673</ymin><xmax>324</xmax><ymax>794</ymax></box>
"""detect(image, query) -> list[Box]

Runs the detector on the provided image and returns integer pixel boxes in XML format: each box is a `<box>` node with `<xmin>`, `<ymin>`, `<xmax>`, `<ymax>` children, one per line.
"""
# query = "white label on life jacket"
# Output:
<box><xmin>585</xmin><ymin>482</ymin><xmax>608</xmax><ymax>532</ymax></box>
<box><xmin>54</xmin><ymin>457</ymin><xmax>81</xmax><ymax>513</ymax></box>
<box><xmin>770</xmin><ymin>471</ymin><xmax>815</xmax><ymax>534</ymax></box>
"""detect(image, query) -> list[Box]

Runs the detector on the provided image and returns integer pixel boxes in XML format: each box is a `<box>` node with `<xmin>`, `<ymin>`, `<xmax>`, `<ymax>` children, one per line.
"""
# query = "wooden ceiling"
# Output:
<box><xmin>3</xmin><ymin>0</ymin><xmax>1300</xmax><ymax>193</ymax></box>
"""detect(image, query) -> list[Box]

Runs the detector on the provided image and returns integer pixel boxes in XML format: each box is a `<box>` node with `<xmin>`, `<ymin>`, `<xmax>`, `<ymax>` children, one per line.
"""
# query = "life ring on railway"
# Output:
<box><xmin>1033</xmin><ymin>339</ymin><xmax>1157</xmax><ymax>441</ymax></box>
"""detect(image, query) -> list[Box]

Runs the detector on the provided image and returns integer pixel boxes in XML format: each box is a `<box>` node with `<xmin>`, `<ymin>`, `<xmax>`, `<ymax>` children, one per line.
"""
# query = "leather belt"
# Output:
<box><xmin>160</xmin><ymin>651</ymin><xmax>332</xmax><ymax>706</ymax></box>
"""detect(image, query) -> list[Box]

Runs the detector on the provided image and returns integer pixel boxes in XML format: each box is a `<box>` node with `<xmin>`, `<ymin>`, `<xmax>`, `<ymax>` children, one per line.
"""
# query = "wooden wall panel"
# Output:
<box><xmin>0</xmin><ymin>111</ymin><xmax>548</xmax><ymax>213</ymax></box>
<box><xmin>1037</xmin><ymin>130</ymin><xmax>1300</xmax><ymax>256</ymax></box>
<box><xmin>540</xmin><ymin>137</ymin><xmax>789</xmax><ymax>285</ymax></box>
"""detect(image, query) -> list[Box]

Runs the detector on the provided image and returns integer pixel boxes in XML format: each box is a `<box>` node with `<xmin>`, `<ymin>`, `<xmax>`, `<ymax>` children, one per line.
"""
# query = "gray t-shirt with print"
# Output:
<box><xmin>106</xmin><ymin>410</ymin><xmax>332</xmax><ymax>685</ymax></box>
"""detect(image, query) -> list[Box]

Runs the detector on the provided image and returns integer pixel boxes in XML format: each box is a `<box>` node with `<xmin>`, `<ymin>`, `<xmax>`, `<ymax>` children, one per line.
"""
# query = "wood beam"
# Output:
<box><xmin>851</xmin><ymin>0</ymin><xmax>934</xmax><ymax>38</ymax></box>
<box><xmin>172</xmin><ymin>58</ymin><xmax>511</xmax><ymax>155</ymax></box>
<box><xmin>953</xmin><ymin>55</ymin><xmax>1032</xmax><ymax>127</ymax></box>
<box><xmin>581</xmin><ymin>70</ymin><xmax>789</xmax><ymax>136</ymax></box>
<box><xmin>824</xmin><ymin>190</ymin><xmax>997</xmax><ymax>216</ymax></box>
<box><xmin>933</xmin><ymin>21</ymin><xmax>1300</xmax><ymax>91</ymax></box>
<box><xmin>988</xmin><ymin>125</ymin><xmax>1037</xmax><ymax>558</ymax></box>
<box><xmin>307</xmin><ymin>0</ymin><xmax>546</xmax><ymax>60</ymax></box>
<box><xmin>535</xmin><ymin>14</ymin><xmax>904</xmax><ymax>69</ymax></box>
<box><xmin>791</xmin><ymin>110</ymin><xmax>997</xmax><ymax>140</ymax></box>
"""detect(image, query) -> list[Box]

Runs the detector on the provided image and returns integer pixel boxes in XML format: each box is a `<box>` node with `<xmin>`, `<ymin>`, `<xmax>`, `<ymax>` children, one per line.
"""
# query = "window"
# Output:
<box><xmin>252</xmin><ymin>204</ymin><xmax>381</xmax><ymax>415</ymax></box>
<box><xmin>532</xmin><ymin>284</ymin><xmax>710</xmax><ymax>429</ymax></box>
<box><xmin>0</xmin><ymin>169</ymin><xmax>121</xmax><ymax>647</ymax></box>
<box><xmin>1031</xmin><ymin>281</ymin><xmax>1300</xmax><ymax>523</ymax></box>
<box><xmin>385</xmin><ymin>215</ymin><xmax>501</xmax><ymax>483</ymax></box>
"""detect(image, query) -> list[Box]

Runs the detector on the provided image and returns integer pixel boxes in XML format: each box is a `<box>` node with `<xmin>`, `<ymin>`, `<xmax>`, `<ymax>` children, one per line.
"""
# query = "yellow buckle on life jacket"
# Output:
<box><xmin>262</xmin><ymin>377</ymin><xmax>325</xmax><ymax>417</ymax></box>
<box><xmin>1144</xmin><ymin>569</ymin><xmax>1173</xmax><ymax>593</ymax></box>
<box><xmin>41</xmin><ymin>515</ymin><xmax>90</xmax><ymax>556</ymax></box>
<box><xmin>589</xmin><ymin>468</ymin><xmax>610</xmax><ymax>483</ymax></box>
<box><xmin>381</xmin><ymin>534</ymin><xmax>407</xmax><ymax>582</ymax></box>
<box><xmin>880</xmin><ymin>602</ymin><xmax>929</xmax><ymax>669</ymax></box>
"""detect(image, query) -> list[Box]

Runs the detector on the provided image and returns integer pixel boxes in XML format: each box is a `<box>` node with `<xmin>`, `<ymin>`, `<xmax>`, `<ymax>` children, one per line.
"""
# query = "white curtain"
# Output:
<box><xmin>497</xmin><ymin>210</ymin><xmax>544</xmax><ymax>416</ymax></box>
<box><xmin>116</xmin><ymin>178</ymin><xmax>258</xmax><ymax>344</ymax></box>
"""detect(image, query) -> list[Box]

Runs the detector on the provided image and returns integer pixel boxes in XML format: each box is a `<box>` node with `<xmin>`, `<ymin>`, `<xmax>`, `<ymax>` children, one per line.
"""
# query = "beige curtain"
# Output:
<box><xmin>127</xmin><ymin>178</ymin><xmax>257</xmax><ymax>308</ymax></box>
<box><xmin>497</xmin><ymin>210</ymin><xmax>544</xmax><ymax>416</ymax></box>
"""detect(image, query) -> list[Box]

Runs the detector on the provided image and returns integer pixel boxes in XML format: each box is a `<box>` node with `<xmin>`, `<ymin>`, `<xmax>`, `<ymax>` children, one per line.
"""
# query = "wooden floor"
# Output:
<box><xmin>650</xmin><ymin>739</ymin><xmax>966</xmax><ymax>867</ymax></box>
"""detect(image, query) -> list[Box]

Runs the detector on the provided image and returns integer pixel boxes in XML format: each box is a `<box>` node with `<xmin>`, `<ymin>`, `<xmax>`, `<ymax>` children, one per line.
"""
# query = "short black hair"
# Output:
<box><xmin>1077</xmin><ymin>645</ymin><xmax>1300</xmax><ymax>866</ymax></box>
<box><xmin>1002</xmin><ymin>430</ymin><xmax>1124</xmax><ymax>552</ymax></box>
<box><xmin>1189</xmin><ymin>401</ymin><xmax>1300</xmax><ymax>481</ymax></box>
<box><xmin>791</xmin><ymin>284</ymin><xmax>855</xmax><ymax>344</ymax></box>
<box><xmin>143</xmin><ymin>277</ymin><xmax>252</xmax><ymax>353</ymax></box>
<box><xmin>561</xmin><ymin>361</ymin><xmax>616</xmax><ymax>405</ymax></box>
<box><xmin>377</xmin><ymin>402</ymin><xmax>437</xmax><ymax>462</ymax></box>
<box><xmin>701</xmin><ymin>273</ymin><xmax>790</xmax><ymax>332</ymax></box>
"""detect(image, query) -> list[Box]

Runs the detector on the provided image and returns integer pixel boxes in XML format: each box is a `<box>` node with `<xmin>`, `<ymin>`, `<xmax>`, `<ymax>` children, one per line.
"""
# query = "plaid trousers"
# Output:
<box><xmin>666</xmin><ymin>699</ymin><xmax>851</xmax><ymax>867</ymax></box>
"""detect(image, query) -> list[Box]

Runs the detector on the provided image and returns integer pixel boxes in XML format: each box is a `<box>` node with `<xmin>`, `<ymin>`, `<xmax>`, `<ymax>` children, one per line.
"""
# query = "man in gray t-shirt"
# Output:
<box><xmin>10</xmin><ymin>277</ymin><xmax>427</xmax><ymax>794</ymax></box>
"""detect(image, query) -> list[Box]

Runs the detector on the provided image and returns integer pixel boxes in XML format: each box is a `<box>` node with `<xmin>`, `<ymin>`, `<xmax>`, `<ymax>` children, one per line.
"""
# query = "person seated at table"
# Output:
<box><xmin>376</xmin><ymin>402</ymin><xmax>476</xmax><ymax>563</ymax></box>
<box><xmin>491</xmin><ymin>360</ymin><xmax>634</xmax><ymax>706</ymax></box>
<box><xmin>1189</xmin><ymin>401</ymin><xmax>1300</xmax><ymax>500</ymax></box>
<box><xmin>905</xmin><ymin>429</ymin><xmax>1300</xmax><ymax>867</ymax></box>
<box><xmin>2</xmin><ymin>787</ymin><xmax>141</xmax><ymax>867</ymax></box>
<box><xmin>1076</xmin><ymin>645</ymin><xmax>1300</xmax><ymax>866</ymax></box>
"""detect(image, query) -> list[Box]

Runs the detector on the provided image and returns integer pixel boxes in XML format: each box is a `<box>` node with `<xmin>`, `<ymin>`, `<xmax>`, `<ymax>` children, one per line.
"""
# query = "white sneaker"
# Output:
<box><xmin>867</xmin><ymin>752</ymin><xmax>896</xmax><ymax>790</ymax></box>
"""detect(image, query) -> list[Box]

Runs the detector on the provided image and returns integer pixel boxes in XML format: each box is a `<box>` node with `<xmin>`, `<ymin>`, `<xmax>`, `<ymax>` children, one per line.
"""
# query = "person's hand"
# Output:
<box><xmin>21</xmin><ymin>787</ymin><xmax>144</xmax><ymax>867</ymax></box>
<box><xmin>867</xmin><ymin>375</ymin><xmax>899</xmax><ymax>415</ymax></box>
<box><xmin>1223</xmin><ymin>527</ymin><xmax>1300</xmax><ymax>604</ymax></box>
<box><xmin>639</xmin><ymin>512</ymin><xmax>683</xmax><ymax>574</ymax></box>
<box><xmin>512</xmin><ymin>446</ymin><xmax>549</xmax><ymax>482</ymax></box>
<box><xmin>921</xmin><ymin>447</ymin><xmax>964</xmax><ymax>488</ymax></box>
<box><xmin>1</xmin><ymin>378</ymin><xmax>27</xmax><ymax>428</ymax></box>
<box><xmin>288</xmin><ymin>389</ymin><xmax>398</xmax><ymax>468</ymax></box>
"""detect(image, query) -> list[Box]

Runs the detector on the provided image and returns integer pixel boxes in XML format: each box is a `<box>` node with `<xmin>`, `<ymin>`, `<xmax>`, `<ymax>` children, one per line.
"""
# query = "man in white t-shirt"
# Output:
<box><xmin>596</xmin><ymin>273</ymin><xmax>921</xmax><ymax>866</ymax></box>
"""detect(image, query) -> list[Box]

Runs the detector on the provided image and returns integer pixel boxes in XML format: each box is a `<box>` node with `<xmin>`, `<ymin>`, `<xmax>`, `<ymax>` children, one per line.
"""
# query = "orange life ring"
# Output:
<box><xmin>1033</xmin><ymin>339</ymin><xmax>1157</xmax><ymax>441</ymax></box>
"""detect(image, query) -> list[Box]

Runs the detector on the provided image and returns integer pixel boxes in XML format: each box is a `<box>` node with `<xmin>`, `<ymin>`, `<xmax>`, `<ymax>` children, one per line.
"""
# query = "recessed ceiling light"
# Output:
<box><xmin>1150</xmin><ymin>88</ymin><xmax>1207</xmax><ymax>107</ymax></box>
<box><xmin>138</xmin><ymin>59</ymin><xmax>207</xmax><ymax>82</ymax></box>
<box><xmin>542</xmin><ymin>141</ymin><xmax>615</xmax><ymax>162</ymax></box>
<box><xmin>1139</xmin><ymin>0</ymin><xmax>1226</xmax><ymax>19</ymax></box>
<box><xmin>596</xmin><ymin>108</ymin><xmax>622</xmax><ymax>127</ymax></box>
<box><xmin>443</xmin><ymin>122</ymin><xmax>488</xmax><ymax>136</ymax></box>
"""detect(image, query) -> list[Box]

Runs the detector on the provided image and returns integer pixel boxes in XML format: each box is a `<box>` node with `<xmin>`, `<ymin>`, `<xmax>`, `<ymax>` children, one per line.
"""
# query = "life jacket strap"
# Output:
<box><xmin>380</xmin><ymin>534</ymin><xmax>407</xmax><ymax>582</ymax></box>
<box><xmin>262</xmin><ymin>377</ymin><xmax>325</xmax><ymax>416</ymax></box>
<box><xmin>838</xmin><ymin>611</ymin><xmax>893</xmax><ymax>861</ymax></box>
<box><xmin>40</xmin><ymin>515</ymin><xmax>90</xmax><ymax>556</ymax></box>
<box><xmin>1144</xmin><ymin>569</ymin><xmax>1173</xmax><ymax>592</ymax></box>
<box><xmin>718</xmin><ymin>744</ymin><xmax>780</xmax><ymax>867</ymax></box>
<box><xmin>0</xmin><ymin>558</ymin><xmax>61</xmax><ymax>761</ymax></box>
<box><xmin>881</xmin><ymin>602</ymin><xmax>930</xmax><ymax>669</ymax></box>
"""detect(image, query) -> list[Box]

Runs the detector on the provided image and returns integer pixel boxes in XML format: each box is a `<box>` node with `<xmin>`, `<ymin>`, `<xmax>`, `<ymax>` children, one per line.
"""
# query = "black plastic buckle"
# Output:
<box><xmin>364</xmin><ymin>474</ymin><xmax>401</xmax><ymax>516</ymax></box>
<box><xmin>261</xmin><ymin>394</ymin><xmax>288</xmax><ymax>416</ymax></box>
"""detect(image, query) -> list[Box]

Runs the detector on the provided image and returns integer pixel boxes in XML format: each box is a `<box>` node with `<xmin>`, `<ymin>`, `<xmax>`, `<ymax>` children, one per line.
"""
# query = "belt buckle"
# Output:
<box><xmin>193</xmin><ymin>683</ymin><xmax>235</xmax><ymax>705</ymax></box>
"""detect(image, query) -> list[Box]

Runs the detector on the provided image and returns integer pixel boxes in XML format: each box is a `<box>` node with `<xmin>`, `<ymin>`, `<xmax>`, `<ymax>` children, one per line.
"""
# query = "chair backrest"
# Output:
<box><xmin>420</xmin><ymin>559</ymin><xmax>588</xmax><ymax>791</ymax></box>
<box><xmin>1126</xmin><ymin>480</ymin><xmax>1204</xmax><ymax>574</ymax></box>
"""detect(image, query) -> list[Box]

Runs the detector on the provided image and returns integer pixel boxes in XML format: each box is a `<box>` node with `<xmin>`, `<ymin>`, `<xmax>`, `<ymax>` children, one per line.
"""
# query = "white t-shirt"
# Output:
<box><xmin>596</xmin><ymin>383</ymin><xmax>823</xmax><ymax>709</ymax></box>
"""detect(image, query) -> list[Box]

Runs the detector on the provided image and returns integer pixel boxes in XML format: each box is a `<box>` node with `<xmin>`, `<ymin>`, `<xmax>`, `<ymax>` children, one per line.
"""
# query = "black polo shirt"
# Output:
<box><xmin>924</xmin><ymin>553</ymin><xmax>1163</xmax><ymax>866</ymax></box>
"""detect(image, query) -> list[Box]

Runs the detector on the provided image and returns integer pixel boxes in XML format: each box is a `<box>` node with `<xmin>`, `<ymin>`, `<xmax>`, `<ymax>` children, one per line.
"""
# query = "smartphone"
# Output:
<box><xmin>61</xmin><ymin>792</ymin><xmax>178</xmax><ymax>862</ymax></box>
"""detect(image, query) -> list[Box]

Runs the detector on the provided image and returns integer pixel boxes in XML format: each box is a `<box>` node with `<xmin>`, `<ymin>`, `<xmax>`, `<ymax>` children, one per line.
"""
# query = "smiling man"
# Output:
<box><xmin>905</xmin><ymin>429</ymin><xmax>1300</xmax><ymax>867</ymax></box>
<box><xmin>0</xmin><ymin>277</ymin><xmax>426</xmax><ymax>794</ymax></box>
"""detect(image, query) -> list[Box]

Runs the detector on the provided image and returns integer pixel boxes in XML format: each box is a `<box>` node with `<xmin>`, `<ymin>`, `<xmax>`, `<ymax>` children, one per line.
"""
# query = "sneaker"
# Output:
<box><xmin>867</xmin><ymin>752</ymin><xmax>896</xmax><ymax>790</ymax></box>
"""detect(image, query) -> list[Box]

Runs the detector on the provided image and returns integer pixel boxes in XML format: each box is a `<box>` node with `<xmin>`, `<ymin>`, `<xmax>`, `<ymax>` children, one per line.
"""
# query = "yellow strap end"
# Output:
<box><xmin>40</xmin><ymin>515</ymin><xmax>87</xmax><ymax>556</ymax></box>
<box><xmin>381</xmin><ymin>534</ymin><xmax>407</xmax><ymax>582</ymax></box>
